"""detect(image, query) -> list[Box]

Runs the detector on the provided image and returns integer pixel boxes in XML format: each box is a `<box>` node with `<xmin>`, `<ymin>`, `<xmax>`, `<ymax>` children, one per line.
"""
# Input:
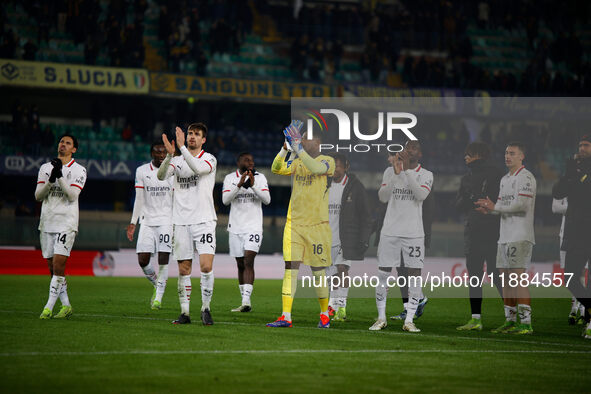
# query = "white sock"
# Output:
<box><xmin>59</xmin><ymin>279</ymin><xmax>71</xmax><ymax>307</ymax></box>
<box><xmin>283</xmin><ymin>312</ymin><xmax>291</xmax><ymax>321</ymax></box>
<box><xmin>242</xmin><ymin>284</ymin><xmax>253</xmax><ymax>305</ymax></box>
<box><xmin>579</xmin><ymin>303</ymin><xmax>586</xmax><ymax>317</ymax></box>
<box><xmin>376</xmin><ymin>270</ymin><xmax>389</xmax><ymax>321</ymax></box>
<box><xmin>239</xmin><ymin>284</ymin><xmax>244</xmax><ymax>297</ymax></box>
<box><xmin>341</xmin><ymin>286</ymin><xmax>350</xmax><ymax>308</ymax></box>
<box><xmin>200</xmin><ymin>271</ymin><xmax>214</xmax><ymax>311</ymax></box>
<box><xmin>518</xmin><ymin>304</ymin><xmax>532</xmax><ymax>324</ymax></box>
<box><xmin>44</xmin><ymin>275</ymin><xmax>65</xmax><ymax>311</ymax></box>
<box><xmin>504</xmin><ymin>305</ymin><xmax>517</xmax><ymax>322</ymax></box>
<box><xmin>328</xmin><ymin>296</ymin><xmax>336</xmax><ymax>309</ymax></box>
<box><xmin>178</xmin><ymin>275</ymin><xmax>191</xmax><ymax>315</ymax></box>
<box><xmin>472</xmin><ymin>314</ymin><xmax>481</xmax><ymax>320</ymax></box>
<box><xmin>142</xmin><ymin>264</ymin><xmax>157</xmax><ymax>286</ymax></box>
<box><xmin>405</xmin><ymin>281</ymin><xmax>421</xmax><ymax>324</ymax></box>
<box><xmin>155</xmin><ymin>265</ymin><xmax>168</xmax><ymax>302</ymax></box>
<box><xmin>571</xmin><ymin>297</ymin><xmax>579</xmax><ymax>314</ymax></box>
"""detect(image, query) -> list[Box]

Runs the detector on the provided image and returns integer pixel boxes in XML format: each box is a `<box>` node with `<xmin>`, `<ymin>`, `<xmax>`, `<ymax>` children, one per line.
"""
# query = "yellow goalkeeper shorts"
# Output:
<box><xmin>283</xmin><ymin>220</ymin><xmax>331</xmax><ymax>267</ymax></box>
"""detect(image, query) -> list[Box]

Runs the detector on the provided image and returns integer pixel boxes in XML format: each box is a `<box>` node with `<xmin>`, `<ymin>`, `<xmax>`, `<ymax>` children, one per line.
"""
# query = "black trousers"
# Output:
<box><xmin>465</xmin><ymin>240</ymin><xmax>502</xmax><ymax>315</ymax></box>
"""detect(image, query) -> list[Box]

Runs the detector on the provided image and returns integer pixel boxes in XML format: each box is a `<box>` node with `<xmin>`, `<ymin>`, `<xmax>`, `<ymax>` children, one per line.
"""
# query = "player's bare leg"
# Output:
<box><xmin>151</xmin><ymin>252</ymin><xmax>169</xmax><ymax>309</ymax></box>
<box><xmin>199</xmin><ymin>253</ymin><xmax>215</xmax><ymax>325</ymax></box>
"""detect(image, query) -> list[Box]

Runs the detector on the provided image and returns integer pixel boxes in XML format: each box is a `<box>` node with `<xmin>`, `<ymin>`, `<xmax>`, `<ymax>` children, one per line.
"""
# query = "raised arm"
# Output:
<box><xmin>57</xmin><ymin>170</ymin><xmax>86</xmax><ymax>202</ymax></box>
<box><xmin>252</xmin><ymin>174</ymin><xmax>271</xmax><ymax>205</ymax></box>
<box><xmin>378</xmin><ymin>168</ymin><xmax>394</xmax><ymax>203</ymax></box>
<box><xmin>222</xmin><ymin>175</ymin><xmax>241</xmax><ymax>206</ymax></box>
<box><xmin>401</xmin><ymin>170</ymin><xmax>432</xmax><ymax>202</ymax></box>
<box><xmin>271</xmin><ymin>147</ymin><xmax>293</xmax><ymax>176</ymax></box>
<box><xmin>35</xmin><ymin>165</ymin><xmax>52</xmax><ymax>201</ymax></box>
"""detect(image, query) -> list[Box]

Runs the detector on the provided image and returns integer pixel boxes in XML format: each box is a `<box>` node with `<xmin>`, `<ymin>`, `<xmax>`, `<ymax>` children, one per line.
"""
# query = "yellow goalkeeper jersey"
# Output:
<box><xmin>272</xmin><ymin>152</ymin><xmax>335</xmax><ymax>226</ymax></box>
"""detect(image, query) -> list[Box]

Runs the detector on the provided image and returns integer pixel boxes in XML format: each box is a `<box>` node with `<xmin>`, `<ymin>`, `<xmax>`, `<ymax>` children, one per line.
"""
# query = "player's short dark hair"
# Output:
<box><xmin>330</xmin><ymin>153</ymin><xmax>349</xmax><ymax>168</ymax></box>
<box><xmin>236</xmin><ymin>151</ymin><xmax>252</xmax><ymax>162</ymax></box>
<box><xmin>405</xmin><ymin>140</ymin><xmax>421</xmax><ymax>152</ymax></box>
<box><xmin>151</xmin><ymin>140</ymin><xmax>165</xmax><ymax>152</ymax></box>
<box><xmin>58</xmin><ymin>133</ymin><xmax>78</xmax><ymax>149</ymax></box>
<box><xmin>507</xmin><ymin>141</ymin><xmax>526</xmax><ymax>155</ymax></box>
<box><xmin>465</xmin><ymin>142</ymin><xmax>491</xmax><ymax>160</ymax></box>
<box><xmin>188</xmin><ymin>122</ymin><xmax>208</xmax><ymax>138</ymax></box>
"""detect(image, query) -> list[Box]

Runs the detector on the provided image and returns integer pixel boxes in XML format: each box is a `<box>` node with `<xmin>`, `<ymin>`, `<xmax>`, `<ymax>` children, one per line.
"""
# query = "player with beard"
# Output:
<box><xmin>37</xmin><ymin>134</ymin><xmax>87</xmax><ymax>319</ymax></box>
<box><xmin>158</xmin><ymin>124</ymin><xmax>217</xmax><ymax>325</ymax></box>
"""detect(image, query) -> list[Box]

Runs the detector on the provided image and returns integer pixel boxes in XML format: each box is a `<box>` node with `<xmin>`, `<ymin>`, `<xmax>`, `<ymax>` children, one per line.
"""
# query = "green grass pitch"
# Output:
<box><xmin>1</xmin><ymin>275</ymin><xmax>590</xmax><ymax>393</ymax></box>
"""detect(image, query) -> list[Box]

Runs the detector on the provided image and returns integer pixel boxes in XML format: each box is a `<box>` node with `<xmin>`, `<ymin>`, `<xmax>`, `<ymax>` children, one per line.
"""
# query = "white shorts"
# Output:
<box><xmin>229</xmin><ymin>232</ymin><xmax>262</xmax><ymax>257</ymax></box>
<box><xmin>330</xmin><ymin>245</ymin><xmax>354</xmax><ymax>268</ymax></box>
<box><xmin>377</xmin><ymin>235</ymin><xmax>424</xmax><ymax>269</ymax></box>
<box><xmin>40</xmin><ymin>231</ymin><xmax>77</xmax><ymax>259</ymax></box>
<box><xmin>173</xmin><ymin>221</ymin><xmax>217</xmax><ymax>261</ymax></box>
<box><xmin>496</xmin><ymin>241</ymin><xmax>533</xmax><ymax>270</ymax></box>
<box><xmin>136</xmin><ymin>224</ymin><xmax>173</xmax><ymax>254</ymax></box>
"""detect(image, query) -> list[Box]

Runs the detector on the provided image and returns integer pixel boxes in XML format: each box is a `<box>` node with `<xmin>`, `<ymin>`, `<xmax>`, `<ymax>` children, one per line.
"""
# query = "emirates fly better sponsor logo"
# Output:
<box><xmin>304</xmin><ymin>109</ymin><xmax>418</xmax><ymax>153</ymax></box>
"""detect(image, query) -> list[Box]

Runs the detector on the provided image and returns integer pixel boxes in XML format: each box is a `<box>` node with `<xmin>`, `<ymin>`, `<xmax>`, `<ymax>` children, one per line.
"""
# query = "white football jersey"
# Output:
<box><xmin>37</xmin><ymin>159</ymin><xmax>87</xmax><ymax>232</ymax></box>
<box><xmin>161</xmin><ymin>150</ymin><xmax>217</xmax><ymax>225</ymax></box>
<box><xmin>380</xmin><ymin>165</ymin><xmax>433</xmax><ymax>238</ymax></box>
<box><xmin>496</xmin><ymin>166</ymin><xmax>536</xmax><ymax>244</ymax></box>
<box><xmin>134</xmin><ymin>162</ymin><xmax>173</xmax><ymax>226</ymax></box>
<box><xmin>328</xmin><ymin>175</ymin><xmax>348</xmax><ymax>247</ymax></box>
<box><xmin>222</xmin><ymin>170</ymin><xmax>270</xmax><ymax>233</ymax></box>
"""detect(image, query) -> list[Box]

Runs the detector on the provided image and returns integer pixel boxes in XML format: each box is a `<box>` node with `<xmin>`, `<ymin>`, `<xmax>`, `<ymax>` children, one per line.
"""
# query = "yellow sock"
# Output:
<box><xmin>312</xmin><ymin>269</ymin><xmax>329</xmax><ymax>313</ymax></box>
<box><xmin>281</xmin><ymin>269</ymin><xmax>298</xmax><ymax>320</ymax></box>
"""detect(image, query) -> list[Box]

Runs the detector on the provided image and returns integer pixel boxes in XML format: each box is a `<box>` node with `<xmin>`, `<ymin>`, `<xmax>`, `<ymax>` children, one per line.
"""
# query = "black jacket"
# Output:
<box><xmin>338</xmin><ymin>173</ymin><xmax>373</xmax><ymax>261</ymax></box>
<box><xmin>455</xmin><ymin>159</ymin><xmax>503</xmax><ymax>252</ymax></box>
<box><xmin>552</xmin><ymin>156</ymin><xmax>591</xmax><ymax>250</ymax></box>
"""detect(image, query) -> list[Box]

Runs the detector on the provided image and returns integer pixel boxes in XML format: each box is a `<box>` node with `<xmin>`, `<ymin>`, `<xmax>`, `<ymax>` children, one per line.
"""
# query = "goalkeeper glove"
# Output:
<box><xmin>283</xmin><ymin>120</ymin><xmax>304</xmax><ymax>153</ymax></box>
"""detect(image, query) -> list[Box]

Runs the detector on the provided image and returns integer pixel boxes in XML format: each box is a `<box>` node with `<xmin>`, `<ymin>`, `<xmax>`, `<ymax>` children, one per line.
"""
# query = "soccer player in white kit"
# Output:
<box><xmin>371</xmin><ymin>141</ymin><xmax>433</xmax><ymax>333</ymax></box>
<box><xmin>476</xmin><ymin>142</ymin><xmax>536</xmax><ymax>334</ymax></box>
<box><xmin>222</xmin><ymin>152</ymin><xmax>271</xmax><ymax>312</ymax></box>
<box><xmin>158</xmin><ymin>124</ymin><xmax>217</xmax><ymax>325</ymax></box>
<box><xmin>552</xmin><ymin>197</ymin><xmax>586</xmax><ymax>324</ymax></box>
<box><xmin>36</xmin><ymin>134</ymin><xmax>87</xmax><ymax>319</ymax></box>
<box><xmin>127</xmin><ymin>141</ymin><xmax>173</xmax><ymax>310</ymax></box>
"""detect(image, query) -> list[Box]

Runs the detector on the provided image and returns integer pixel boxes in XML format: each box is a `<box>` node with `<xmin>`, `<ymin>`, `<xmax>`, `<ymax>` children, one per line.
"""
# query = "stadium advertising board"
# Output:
<box><xmin>1</xmin><ymin>155</ymin><xmax>136</xmax><ymax>180</ymax></box>
<box><xmin>0</xmin><ymin>59</ymin><xmax>149</xmax><ymax>94</ymax></box>
<box><xmin>150</xmin><ymin>72</ymin><xmax>332</xmax><ymax>101</ymax></box>
<box><xmin>341</xmin><ymin>83</ymin><xmax>464</xmax><ymax>99</ymax></box>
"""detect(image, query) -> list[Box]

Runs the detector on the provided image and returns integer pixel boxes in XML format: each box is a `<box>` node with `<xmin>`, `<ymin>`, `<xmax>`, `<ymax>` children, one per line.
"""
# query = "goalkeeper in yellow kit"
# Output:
<box><xmin>266</xmin><ymin>120</ymin><xmax>335</xmax><ymax>328</ymax></box>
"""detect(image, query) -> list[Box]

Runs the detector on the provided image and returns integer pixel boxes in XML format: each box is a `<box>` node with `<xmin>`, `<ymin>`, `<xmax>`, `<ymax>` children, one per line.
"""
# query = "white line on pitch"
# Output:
<box><xmin>1</xmin><ymin>349</ymin><xmax>591</xmax><ymax>357</ymax></box>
